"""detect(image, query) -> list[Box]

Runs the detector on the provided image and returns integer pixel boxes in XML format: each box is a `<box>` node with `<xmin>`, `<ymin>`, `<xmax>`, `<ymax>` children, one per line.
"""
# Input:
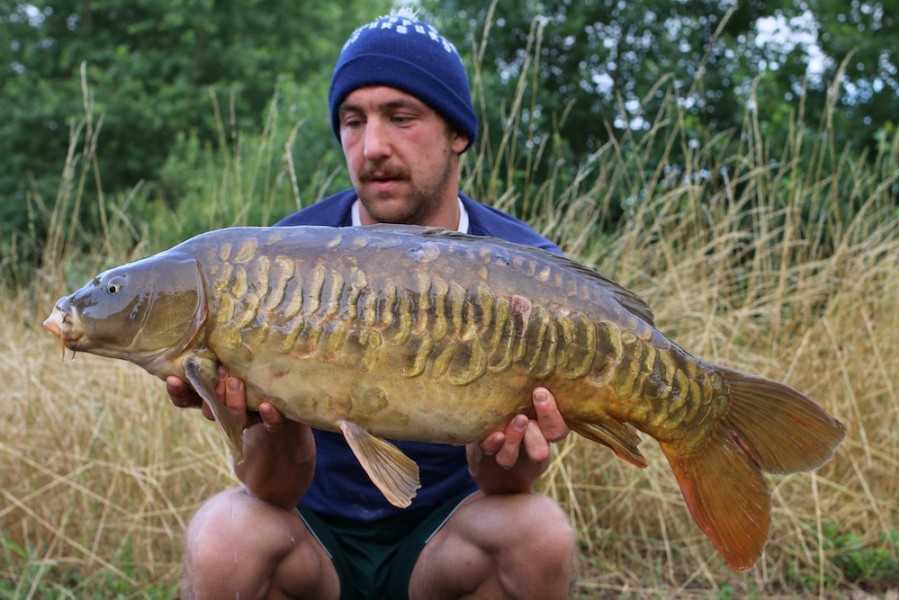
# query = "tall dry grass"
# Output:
<box><xmin>2</xmin><ymin>63</ymin><xmax>898</xmax><ymax>599</ymax></box>
<box><xmin>533</xmin><ymin>142</ymin><xmax>899</xmax><ymax>597</ymax></box>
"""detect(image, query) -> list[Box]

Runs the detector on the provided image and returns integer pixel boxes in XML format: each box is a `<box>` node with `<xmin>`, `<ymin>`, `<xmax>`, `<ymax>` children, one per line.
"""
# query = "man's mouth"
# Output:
<box><xmin>366</xmin><ymin>174</ymin><xmax>399</xmax><ymax>183</ymax></box>
<box><xmin>361</xmin><ymin>167</ymin><xmax>407</xmax><ymax>183</ymax></box>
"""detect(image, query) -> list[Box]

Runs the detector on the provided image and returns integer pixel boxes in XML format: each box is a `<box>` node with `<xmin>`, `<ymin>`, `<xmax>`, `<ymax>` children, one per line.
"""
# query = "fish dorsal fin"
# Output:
<box><xmin>562</xmin><ymin>263</ymin><xmax>655</xmax><ymax>326</ymax></box>
<box><xmin>418</xmin><ymin>227</ymin><xmax>656</xmax><ymax>325</ymax></box>
<box><xmin>339</xmin><ymin>420</ymin><xmax>421</xmax><ymax>508</ymax></box>
<box><xmin>366</xmin><ymin>223</ymin><xmax>656</xmax><ymax>326</ymax></box>
<box><xmin>570</xmin><ymin>418</ymin><xmax>647</xmax><ymax>468</ymax></box>
<box><xmin>184</xmin><ymin>356</ymin><xmax>244</xmax><ymax>464</ymax></box>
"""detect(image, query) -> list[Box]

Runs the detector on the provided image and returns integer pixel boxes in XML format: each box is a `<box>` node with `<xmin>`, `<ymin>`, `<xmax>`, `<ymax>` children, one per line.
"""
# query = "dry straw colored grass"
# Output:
<box><xmin>2</xmin><ymin>64</ymin><xmax>898</xmax><ymax>600</ymax></box>
<box><xmin>535</xmin><ymin>163</ymin><xmax>899</xmax><ymax>598</ymax></box>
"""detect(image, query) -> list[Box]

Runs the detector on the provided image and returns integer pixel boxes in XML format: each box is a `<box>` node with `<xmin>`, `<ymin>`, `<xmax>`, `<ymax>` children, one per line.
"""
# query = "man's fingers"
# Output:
<box><xmin>166</xmin><ymin>375</ymin><xmax>202</xmax><ymax>409</ymax></box>
<box><xmin>533</xmin><ymin>387</ymin><xmax>569</xmax><ymax>442</ymax></box>
<box><xmin>495</xmin><ymin>414</ymin><xmax>528</xmax><ymax>468</ymax></box>
<box><xmin>478</xmin><ymin>431</ymin><xmax>505</xmax><ymax>456</ymax></box>
<box><xmin>223</xmin><ymin>376</ymin><xmax>245</xmax><ymax>410</ymax></box>
<box><xmin>200</xmin><ymin>401</ymin><xmax>215</xmax><ymax>421</ymax></box>
<box><xmin>523</xmin><ymin>420</ymin><xmax>551</xmax><ymax>463</ymax></box>
<box><xmin>223</xmin><ymin>376</ymin><xmax>256</xmax><ymax>429</ymax></box>
<box><xmin>259</xmin><ymin>401</ymin><xmax>283</xmax><ymax>433</ymax></box>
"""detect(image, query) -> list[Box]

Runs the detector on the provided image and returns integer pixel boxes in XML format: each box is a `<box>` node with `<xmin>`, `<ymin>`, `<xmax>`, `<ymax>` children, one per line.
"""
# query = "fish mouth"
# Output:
<box><xmin>43</xmin><ymin>306</ymin><xmax>85</xmax><ymax>349</ymax></box>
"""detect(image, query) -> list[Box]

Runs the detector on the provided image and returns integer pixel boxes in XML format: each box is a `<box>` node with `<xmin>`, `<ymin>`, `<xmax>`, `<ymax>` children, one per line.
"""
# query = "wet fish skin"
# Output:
<box><xmin>43</xmin><ymin>224</ymin><xmax>846</xmax><ymax>571</ymax></box>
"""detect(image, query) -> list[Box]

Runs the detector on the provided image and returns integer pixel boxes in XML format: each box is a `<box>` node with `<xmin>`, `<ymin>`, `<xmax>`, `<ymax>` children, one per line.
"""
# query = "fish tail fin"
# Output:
<box><xmin>659</xmin><ymin>422</ymin><xmax>771</xmax><ymax>570</ymax></box>
<box><xmin>715</xmin><ymin>366</ymin><xmax>846</xmax><ymax>473</ymax></box>
<box><xmin>659</xmin><ymin>366</ymin><xmax>845</xmax><ymax>571</ymax></box>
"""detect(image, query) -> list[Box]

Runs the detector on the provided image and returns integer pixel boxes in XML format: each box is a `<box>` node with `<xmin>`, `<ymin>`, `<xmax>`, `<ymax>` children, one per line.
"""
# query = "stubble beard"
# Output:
<box><xmin>357</xmin><ymin>157</ymin><xmax>457</xmax><ymax>226</ymax></box>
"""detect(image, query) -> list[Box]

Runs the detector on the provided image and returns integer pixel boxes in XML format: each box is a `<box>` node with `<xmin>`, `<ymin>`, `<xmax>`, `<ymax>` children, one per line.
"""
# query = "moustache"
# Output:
<box><xmin>359</xmin><ymin>166</ymin><xmax>409</xmax><ymax>182</ymax></box>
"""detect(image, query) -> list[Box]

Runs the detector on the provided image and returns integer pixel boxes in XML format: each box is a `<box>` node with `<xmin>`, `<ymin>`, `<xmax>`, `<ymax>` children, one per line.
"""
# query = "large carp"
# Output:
<box><xmin>44</xmin><ymin>225</ymin><xmax>845</xmax><ymax>570</ymax></box>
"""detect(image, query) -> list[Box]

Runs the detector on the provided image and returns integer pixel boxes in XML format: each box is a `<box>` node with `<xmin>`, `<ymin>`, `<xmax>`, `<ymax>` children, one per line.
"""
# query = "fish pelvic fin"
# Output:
<box><xmin>184</xmin><ymin>356</ymin><xmax>244</xmax><ymax>464</ymax></box>
<box><xmin>659</xmin><ymin>365</ymin><xmax>846</xmax><ymax>571</ymax></box>
<box><xmin>339</xmin><ymin>420</ymin><xmax>421</xmax><ymax>508</ymax></box>
<box><xmin>570</xmin><ymin>419</ymin><xmax>647</xmax><ymax>468</ymax></box>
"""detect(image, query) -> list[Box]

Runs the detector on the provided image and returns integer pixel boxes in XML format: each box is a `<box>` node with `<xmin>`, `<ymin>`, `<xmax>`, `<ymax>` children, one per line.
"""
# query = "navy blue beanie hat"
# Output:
<box><xmin>329</xmin><ymin>11</ymin><xmax>479</xmax><ymax>152</ymax></box>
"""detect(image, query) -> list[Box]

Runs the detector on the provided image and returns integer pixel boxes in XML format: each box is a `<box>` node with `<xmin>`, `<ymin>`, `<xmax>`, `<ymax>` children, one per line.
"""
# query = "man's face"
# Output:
<box><xmin>337</xmin><ymin>86</ymin><xmax>470</xmax><ymax>228</ymax></box>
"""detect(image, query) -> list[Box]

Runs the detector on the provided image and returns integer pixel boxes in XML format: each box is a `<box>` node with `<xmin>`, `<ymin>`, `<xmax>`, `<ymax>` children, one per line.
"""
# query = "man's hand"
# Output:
<box><xmin>468</xmin><ymin>387</ymin><xmax>569</xmax><ymax>495</ymax></box>
<box><xmin>166</xmin><ymin>369</ymin><xmax>314</xmax><ymax>508</ymax></box>
<box><xmin>480</xmin><ymin>387</ymin><xmax>569</xmax><ymax>468</ymax></box>
<box><xmin>166</xmin><ymin>369</ymin><xmax>284</xmax><ymax>431</ymax></box>
<box><xmin>166</xmin><ymin>373</ymin><xmax>205</xmax><ymax>411</ymax></box>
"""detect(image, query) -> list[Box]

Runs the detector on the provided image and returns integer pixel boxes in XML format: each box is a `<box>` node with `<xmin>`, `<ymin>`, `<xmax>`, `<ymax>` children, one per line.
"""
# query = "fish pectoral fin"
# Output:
<box><xmin>183</xmin><ymin>357</ymin><xmax>244</xmax><ymax>464</ymax></box>
<box><xmin>571</xmin><ymin>419</ymin><xmax>647</xmax><ymax>468</ymax></box>
<box><xmin>339</xmin><ymin>420</ymin><xmax>421</xmax><ymax>508</ymax></box>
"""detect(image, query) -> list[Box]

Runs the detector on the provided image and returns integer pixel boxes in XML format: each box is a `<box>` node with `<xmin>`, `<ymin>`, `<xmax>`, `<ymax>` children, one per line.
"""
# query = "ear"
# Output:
<box><xmin>451</xmin><ymin>131</ymin><xmax>470</xmax><ymax>154</ymax></box>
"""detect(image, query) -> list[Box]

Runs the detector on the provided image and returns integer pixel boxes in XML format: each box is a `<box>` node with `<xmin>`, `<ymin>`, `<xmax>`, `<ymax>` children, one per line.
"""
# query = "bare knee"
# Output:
<box><xmin>184</xmin><ymin>488</ymin><xmax>259</xmax><ymax>578</ymax></box>
<box><xmin>512</xmin><ymin>495</ymin><xmax>578</xmax><ymax>594</ymax></box>
<box><xmin>182</xmin><ymin>487</ymin><xmax>338</xmax><ymax>600</ymax></box>
<box><xmin>412</xmin><ymin>493</ymin><xmax>577</xmax><ymax>600</ymax></box>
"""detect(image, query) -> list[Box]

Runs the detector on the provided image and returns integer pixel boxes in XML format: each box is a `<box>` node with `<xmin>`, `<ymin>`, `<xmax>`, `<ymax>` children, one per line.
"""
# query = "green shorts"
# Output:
<box><xmin>297</xmin><ymin>492</ymin><xmax>474</xmax><ymax>600</ymax></box>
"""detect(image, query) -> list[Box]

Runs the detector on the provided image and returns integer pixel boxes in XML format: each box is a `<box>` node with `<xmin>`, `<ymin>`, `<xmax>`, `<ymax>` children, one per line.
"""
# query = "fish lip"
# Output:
<box><xmin>43</xmin><ymin>307</ymin><xmax>67</xmax><ymax>337</ymax></box>
<box><xmin>43</xmin><ymin>307</ymin><xmax>85</xmax><ymax>347</ymax></box>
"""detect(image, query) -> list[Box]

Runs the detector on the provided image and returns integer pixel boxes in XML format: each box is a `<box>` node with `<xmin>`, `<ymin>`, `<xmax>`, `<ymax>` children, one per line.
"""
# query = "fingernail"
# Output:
<box><xmin>514</xmin><ymin>415</ymin><xmax>528</xmax><ymax>430</ymax></box>
<box><xmin>227</xmin><ymin>377</ymin><xmax>241</xmax><ymax>393</ymax></box>
<box><xmin>534</xmin><ymin>389</ymin><xmax>548</xmax><ymax>405</ymax></box>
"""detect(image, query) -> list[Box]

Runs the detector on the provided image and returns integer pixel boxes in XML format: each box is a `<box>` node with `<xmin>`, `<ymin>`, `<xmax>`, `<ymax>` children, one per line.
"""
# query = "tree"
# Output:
<box><xmin>0</xmin><ymin>0</ymin><xmax>390</xmax><ymax>241</ymax></box>
<box><xmin>423</xmin><ymin>0</ymin><xmax>897</xmax><ymax>175</ymax></box>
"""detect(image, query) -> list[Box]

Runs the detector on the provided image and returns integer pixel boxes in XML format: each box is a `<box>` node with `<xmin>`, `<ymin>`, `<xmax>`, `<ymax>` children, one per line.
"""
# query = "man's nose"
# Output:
<box><xmin>363</xmin><ymin>120</ymin><xmax>391</xmax><ymax>160</ymax></box>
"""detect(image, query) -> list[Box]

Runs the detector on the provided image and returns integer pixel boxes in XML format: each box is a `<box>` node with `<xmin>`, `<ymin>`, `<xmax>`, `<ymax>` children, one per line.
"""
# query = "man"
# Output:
<box><xmin>168</xmin><ymin>11</ymin><xmax>578</xmax><ymax>599</ymax></box>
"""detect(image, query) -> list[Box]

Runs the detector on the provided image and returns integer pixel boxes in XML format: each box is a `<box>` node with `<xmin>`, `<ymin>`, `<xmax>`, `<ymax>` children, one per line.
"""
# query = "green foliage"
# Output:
<box><xmin>1</xmin><ymin>535</ymin><xmax>179</xmax><ymax>599</ymax></box>
<box><xmin>3</xmin><ymin>0</ymin><xmax>897</xmax><ymax>277</ymax></box>
<box><xmin>425</xmin><ymin>0</ymin><xmax>898</xmax><ymax>223</ymax></box>
<box><xmin>809</xmin><ymin>0</ymin><xmax>899</xmax><ymax>151</ymax></box>
<box><xmin>0</xmin><ymin>0</ymin><xmax>390</xmax><ymax>247</ymax></box>
<box><xmin>782</xmin><ymin>523</ymin><xmax>899</xmax><ymax>591</ymax></box>
<box><xmin>151</xmin><ymin>76</ymin><xmax>350</xmax><ymax>247</ymax></box>
<box><xmin>427</xmin><ymin>0</ymin><xmax>776</xmax><ymax>154</ymax></box>
<box><xmin>824</xmin><ymin>524</ymin><xmax>899</xmax><ymax>590</ymax></box>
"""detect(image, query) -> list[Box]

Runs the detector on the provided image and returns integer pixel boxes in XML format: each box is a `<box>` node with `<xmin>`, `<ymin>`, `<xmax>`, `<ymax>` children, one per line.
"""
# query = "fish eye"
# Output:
<box><xmin>106</xmin><ymin>276</ymin><xmax>125</xmax><ymax>294</ymax></box>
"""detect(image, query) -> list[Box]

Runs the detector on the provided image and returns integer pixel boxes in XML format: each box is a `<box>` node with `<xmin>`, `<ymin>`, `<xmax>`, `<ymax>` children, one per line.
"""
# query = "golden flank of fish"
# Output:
<box><xmin>44</xmin><ymin>225</ymin><xmax>846</xmax><ymax>571</ymax></box>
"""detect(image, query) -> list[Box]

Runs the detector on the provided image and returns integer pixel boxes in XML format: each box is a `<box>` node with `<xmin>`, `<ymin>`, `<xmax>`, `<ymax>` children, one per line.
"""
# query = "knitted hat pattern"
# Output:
<box><xmin>329</xmin><ymin>11</ymin><xmax>479</xmax><ymax>151</ymax></box>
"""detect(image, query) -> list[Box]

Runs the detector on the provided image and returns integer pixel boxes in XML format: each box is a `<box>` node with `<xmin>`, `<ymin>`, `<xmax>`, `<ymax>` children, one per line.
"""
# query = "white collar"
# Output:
<box><xmin>351</xmin><ymin>197</ymin><xmax>470</xmax><ymax>233</ymax></box>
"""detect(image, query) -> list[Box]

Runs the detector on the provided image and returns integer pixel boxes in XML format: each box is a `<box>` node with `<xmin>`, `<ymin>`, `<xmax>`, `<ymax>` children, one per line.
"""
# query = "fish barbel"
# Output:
<box><xmin>43</xmin><ymin>224</ymin><xmax>845</xmax><ymax>570</ymax></box>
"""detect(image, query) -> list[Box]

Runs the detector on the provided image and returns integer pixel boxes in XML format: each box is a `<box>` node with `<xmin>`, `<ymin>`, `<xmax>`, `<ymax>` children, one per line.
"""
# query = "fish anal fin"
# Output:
<box><xmin>571</xmin><ymin>419</ymin><xmax>647</xmax><ymax>468</ymax></box>
<box><xmin>339</xmin><ymin>420</ymin><xmax>421</xmax><ymax>508</ymax></box>
<box><xmin>183</xmin><ymin>356</ymin><xmax>244</xmax><ymax>464</ymax></box>
<box><xmin>660</xmin><ymin>426</ymin><xmax>771</xmax><ymax>571</ymax></box>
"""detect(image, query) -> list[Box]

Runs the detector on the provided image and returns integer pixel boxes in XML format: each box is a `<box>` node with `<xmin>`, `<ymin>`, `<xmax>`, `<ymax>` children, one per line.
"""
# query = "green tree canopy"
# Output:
<box><xmin>2</xmin><ymin>0</ymin><xmax>895</xmax><ymax>256</ymax></box>
<box><xmin>425</xmin><ymin>0</ymin><xmax>897</xmax><ymax>167</ymax></box>
<box><xmin>0</xmin><ymin>0</ymin><xmax>390</xmax><ymax>236</ymax></box>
